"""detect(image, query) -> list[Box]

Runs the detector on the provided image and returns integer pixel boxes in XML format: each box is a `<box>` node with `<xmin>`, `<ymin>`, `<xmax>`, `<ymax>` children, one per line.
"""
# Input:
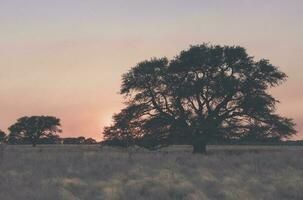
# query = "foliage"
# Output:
<box><xmin>8</xmin><ymin>116</ymin><xmax>61</xmax><ymax>147</ymax></box>
<box><xmin>103</xmin><ymin>44</ymin><xmax>296</xmax><ymax>153</ymax></box>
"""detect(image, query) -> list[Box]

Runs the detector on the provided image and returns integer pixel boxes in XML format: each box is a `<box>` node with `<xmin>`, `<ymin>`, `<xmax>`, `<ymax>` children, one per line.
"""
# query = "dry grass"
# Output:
<box><xmin>0</xmin><ymin>145</ymin><xmax>302</xmax><ymax>200</ymax></box>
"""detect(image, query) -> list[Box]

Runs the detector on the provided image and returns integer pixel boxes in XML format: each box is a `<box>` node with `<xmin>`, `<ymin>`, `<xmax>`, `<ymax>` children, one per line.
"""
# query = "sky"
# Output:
<box><xmin>0</xmin><ymin>0</ymin><xmax>302</xmax><ymax>140</ymax></box>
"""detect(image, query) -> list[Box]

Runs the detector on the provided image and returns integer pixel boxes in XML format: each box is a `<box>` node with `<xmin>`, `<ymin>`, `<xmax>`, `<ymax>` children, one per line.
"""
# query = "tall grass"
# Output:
<box><xmin>0</xmin><ymin>145</ymin><xmax>302</xmax><ymax>200</ymax></box>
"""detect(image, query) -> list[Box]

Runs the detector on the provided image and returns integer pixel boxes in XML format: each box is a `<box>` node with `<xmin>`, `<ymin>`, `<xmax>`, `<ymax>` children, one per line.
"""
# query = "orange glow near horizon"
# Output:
<box><xmin>0</xmin><ymin>1</ymin><xmax>302</xmax><ymax>140</ymax></box>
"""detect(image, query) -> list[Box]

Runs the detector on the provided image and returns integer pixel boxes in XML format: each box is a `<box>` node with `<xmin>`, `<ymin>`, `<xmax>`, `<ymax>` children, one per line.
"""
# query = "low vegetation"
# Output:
<box><xmin>0</xmin><ymin>145</ymin><xmax>302</xmax><ymax>200</ymax></box>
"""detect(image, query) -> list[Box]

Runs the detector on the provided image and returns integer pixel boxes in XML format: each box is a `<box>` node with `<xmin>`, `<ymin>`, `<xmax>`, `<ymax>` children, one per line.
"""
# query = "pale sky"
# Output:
<box><xmin>0</xmin><ymin>0</ymin><xmax>302</xmax><ymax>140</ymax></box>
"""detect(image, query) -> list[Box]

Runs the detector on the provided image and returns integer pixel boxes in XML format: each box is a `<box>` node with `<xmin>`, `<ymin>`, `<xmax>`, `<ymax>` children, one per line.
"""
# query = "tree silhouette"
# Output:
<box><xmin>83</xmin><ymin>138</ymin><xmax>98</xmax><ymax>145</ymax></box>
<box><xmin>103</xmin><ymin>44</ymin><xmax>296</xmax><ymax>153</ymax></box>
<box><xmin>0</xmin><ymin>130</ymin><xmax>6</xmax><ymax>144</ymax></box>
<box><xmin>103</xmin><ymin>105</ymin><xmax>145</xmax><ymax>147</ymax></box>
<box><xmin>8</xmin><ymin>116</ymin><xmax>61</xmax><ymax>147</ymax></box>
<box><xmin>62</xmin><ymin>136</ymin><xmax>97</xmax><ymax>144</ymax></box>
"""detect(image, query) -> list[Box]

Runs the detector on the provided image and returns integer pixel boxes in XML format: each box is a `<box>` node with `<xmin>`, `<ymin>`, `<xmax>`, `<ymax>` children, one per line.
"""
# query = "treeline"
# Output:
<box><xmin>0</xmin><ymin>116</ymin><xmax>98</xmax><ymax>146</ymax></box>
<box><xmin>0</xmin><ymin>130</ymin><xmax>97</xmax><ymax>145</ymax></box>
<box><xmin>1</xmin><ymin>130</ymin><xmax>97</xmax><ymax>145</ymax></box>
<box><xmin>6</xmin><ymin>136</ymin><xmax>97</xmax><ymax>145</ymax></box>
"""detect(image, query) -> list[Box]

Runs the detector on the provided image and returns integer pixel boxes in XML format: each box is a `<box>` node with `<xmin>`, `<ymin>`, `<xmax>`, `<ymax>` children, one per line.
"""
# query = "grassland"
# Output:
<box><xmin>0</xmin><ymin>145</ymin><xmax>302</xmax><ymax>200</ymax></box>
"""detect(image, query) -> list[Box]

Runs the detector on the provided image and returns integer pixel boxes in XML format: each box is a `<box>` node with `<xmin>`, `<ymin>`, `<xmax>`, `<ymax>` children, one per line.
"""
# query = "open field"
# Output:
<box><xmin>0</xmin><ymin>145</ymin><xmax>303</xmax><ymax>200</ymax></box>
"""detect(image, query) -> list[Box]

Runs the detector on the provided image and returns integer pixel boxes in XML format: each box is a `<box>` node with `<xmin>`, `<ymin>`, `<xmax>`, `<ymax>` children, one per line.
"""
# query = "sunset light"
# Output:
<box><xmin>0</xmin><ymin>1</ymin><xmax>302</xmax><ymax>141</ymax></box>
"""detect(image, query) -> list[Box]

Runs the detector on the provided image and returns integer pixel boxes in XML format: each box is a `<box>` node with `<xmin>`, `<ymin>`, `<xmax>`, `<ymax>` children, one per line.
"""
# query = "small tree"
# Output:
<box><xmin>103</xmin><ymin>44</ymin><xmax>296</xmax><ymax>153</ymax></box>
<box><xmin>8</xmin><ymin>116</ymin><xmax>61</xmax><ymax>147</ymax></box>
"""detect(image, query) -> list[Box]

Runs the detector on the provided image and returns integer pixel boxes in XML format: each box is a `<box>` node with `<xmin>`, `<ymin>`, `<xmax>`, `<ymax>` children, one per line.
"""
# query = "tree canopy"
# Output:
<box><xmin>104</xmin><ymin>44</ymin><xmax>296</xmax><ymax>153</ymax></box>
<box><xmin>8</xmin><ymin>116</ymin><xmax>61</xmax><ymax>147</ymax></box>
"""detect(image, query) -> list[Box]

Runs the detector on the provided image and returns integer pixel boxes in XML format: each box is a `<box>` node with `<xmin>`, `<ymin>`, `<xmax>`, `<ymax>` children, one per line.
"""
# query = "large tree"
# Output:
<box><xmin>8</xmin><ymin>116</ymin><xmax>61</xmax><ymax>147</ymax></box>
<box><xmin>103</xmin><ymin>44</ymin><xmax>296</xmax><ymax>153</ymax></box>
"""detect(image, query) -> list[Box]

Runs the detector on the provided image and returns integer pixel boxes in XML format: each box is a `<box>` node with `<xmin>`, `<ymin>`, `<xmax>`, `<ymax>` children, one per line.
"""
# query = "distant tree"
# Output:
<box><xmin>0</xmin><ymin>130</ymin><xmax>6</xmax><ymax>144</ymax></box>
<box><xmin>103</xmin><ymin>44</ymin><xmax>296</xmax><ymax>153</ymax></box>
<box><xmin>63</xmin><ymin>137</ymin><xmax>86</xmax><ymax>144</ymax></box>
<box><xmin>8</xmin><ymin>116</ymin><xmax>61</xmax><ymax>147</ymax></box>
<box><xmin>83</xmin><ymin>138</ymin><xmax>98</xmax><ymax>145</ymax></box>
<box><xmin>38</xmin><ymin>135</ymin><xmax>62</xmax><ymax>144</ymax></box>
<box><xmin>77</xmin><ymin>136</ymin><xmax>86</xmax><ymax>144</ymax></box>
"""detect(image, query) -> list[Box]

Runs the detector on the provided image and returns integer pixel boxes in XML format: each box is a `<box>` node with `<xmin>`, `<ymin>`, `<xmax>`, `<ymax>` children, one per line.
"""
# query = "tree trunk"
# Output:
<box><xmin>193</xmin><ymin>140</ymin><xmax>207</xmax><ymax>154</ymax></box>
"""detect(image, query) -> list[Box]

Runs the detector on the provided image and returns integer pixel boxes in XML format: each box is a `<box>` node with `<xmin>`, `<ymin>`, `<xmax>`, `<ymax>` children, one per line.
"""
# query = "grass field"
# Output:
<box><xmin>0</xmin><ymin>145</ymin><xmax>302</xmax><ymax>200</ymax></box>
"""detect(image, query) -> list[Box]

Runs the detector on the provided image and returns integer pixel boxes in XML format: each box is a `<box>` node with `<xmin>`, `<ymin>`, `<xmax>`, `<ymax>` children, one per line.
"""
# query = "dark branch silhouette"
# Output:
<box><xmin>103</xmin><ymin>44</ymin><xmax>296</xmax><ymax>153</ymax></box>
